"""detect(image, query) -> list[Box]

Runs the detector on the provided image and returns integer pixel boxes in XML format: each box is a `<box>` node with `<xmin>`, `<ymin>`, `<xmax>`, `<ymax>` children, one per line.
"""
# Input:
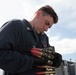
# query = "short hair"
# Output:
<box><xmin>36</xmin><ymin>5</ymin><xmax>58</xmax><ymax>23</ymax></box>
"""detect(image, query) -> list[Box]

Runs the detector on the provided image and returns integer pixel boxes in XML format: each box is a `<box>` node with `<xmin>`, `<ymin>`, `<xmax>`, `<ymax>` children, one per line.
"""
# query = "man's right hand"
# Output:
<box><xmin>51</xmin><ymin>52</ymin><xmax>62</xmax><ymax>68</ymax></box>
<box><xmin>31</xmin><ymin>48</ymin><xmax>53</xmax><ymax>66</ymax></box>
<box><xmin>33</xmin><ymin>57</ymin><xmax>47</xmax><ymax>66</ymax></box>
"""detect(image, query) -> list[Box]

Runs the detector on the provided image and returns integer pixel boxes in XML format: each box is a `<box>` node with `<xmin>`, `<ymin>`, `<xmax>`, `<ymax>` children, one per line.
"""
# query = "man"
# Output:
<box><xmin>0</xmin><ymin>5</ymin><xmax>62</xmax><ymax>75</ymax></box>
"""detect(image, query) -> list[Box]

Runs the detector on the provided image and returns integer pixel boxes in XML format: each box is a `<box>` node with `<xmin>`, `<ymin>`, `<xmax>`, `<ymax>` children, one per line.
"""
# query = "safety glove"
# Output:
<box><xmin>31</xmin><ymin>47</ymin><xmax>62</xmax><ymax>75</ymax></box>
<box><xmin>31</xmin><ymin>47</ymin><xmax>55</xmax><ymax>60</ymax></box>
<box><xmin>33</xmin><ymin>57</ymin><xmax>52</xmax><ymax>66</ymax></box>
<box><xmin>51</xmin><ymin>52</ymin><xmax>62</xmax><ymax>68</ymax></box>
<box><xmin>31</xmin><ymin>47</ymin><xmax>54</xmax><ymax>66</ymax></box>
<box><xmin>31</xmin><ymin>47</ymin><xmax>62</xmax><ymax>67</ymax></box>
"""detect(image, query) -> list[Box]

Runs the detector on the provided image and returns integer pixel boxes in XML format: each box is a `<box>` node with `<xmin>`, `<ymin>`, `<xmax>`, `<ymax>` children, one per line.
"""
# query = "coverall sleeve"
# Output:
<box><xmin>0</xmin><ymin>20</ymin><xmax>34</xmax><ymax>73</ymax></box>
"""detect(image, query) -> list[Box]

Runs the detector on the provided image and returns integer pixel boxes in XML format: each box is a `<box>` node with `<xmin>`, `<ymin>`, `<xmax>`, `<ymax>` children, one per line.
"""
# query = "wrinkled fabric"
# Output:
<box><xmin>0</xmin><ymin>19</ymin><xmax>50</xmax><ymax>75</ymax></box>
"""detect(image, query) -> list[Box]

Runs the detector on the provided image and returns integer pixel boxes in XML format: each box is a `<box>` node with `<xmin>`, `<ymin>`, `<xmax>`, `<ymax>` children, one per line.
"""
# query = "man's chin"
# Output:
<box><xmin>39</xmin><ymin>31</ymin><xmax>44</xmax><ymax>34</ymax></box>
<box><xmin>37</xmin><ymin>31</ymin><xmax>44</xmax><ymax>34</ymax></box>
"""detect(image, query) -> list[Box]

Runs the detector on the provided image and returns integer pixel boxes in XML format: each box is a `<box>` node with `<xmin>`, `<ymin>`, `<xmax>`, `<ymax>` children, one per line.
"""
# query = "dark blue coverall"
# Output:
<box><xmin>0</xmin><ymin>19</ymin><xmax>50</xmax><ymax>75</ymax></box>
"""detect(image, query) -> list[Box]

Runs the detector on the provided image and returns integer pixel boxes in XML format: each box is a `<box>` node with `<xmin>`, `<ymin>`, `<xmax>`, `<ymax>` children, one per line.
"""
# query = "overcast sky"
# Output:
<box><xmin>0</xmin><ymin>0</ymin><xmax>76</xmax><ymax>73</ymax></box>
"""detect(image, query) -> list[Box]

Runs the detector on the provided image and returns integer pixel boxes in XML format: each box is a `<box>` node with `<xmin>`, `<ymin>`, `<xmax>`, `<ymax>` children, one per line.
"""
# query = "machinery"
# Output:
<box><xmin>55</xmin><ymin>60</ymin><xmax>76</xmax><ymax>75</ymax></box>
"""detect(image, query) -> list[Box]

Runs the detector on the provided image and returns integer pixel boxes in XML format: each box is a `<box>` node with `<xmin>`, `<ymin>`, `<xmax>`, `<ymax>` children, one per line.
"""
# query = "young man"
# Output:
<box><xmin>0</xmin><ymin>5</ymin><xmax>62</xmax><ymax>75</ymax></box>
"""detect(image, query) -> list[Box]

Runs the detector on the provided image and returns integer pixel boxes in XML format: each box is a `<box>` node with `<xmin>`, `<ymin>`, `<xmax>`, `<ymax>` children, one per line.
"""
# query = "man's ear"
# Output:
<box><xmin>35</xmin><ymin>11</ymin><xmax>42</xmax><ymax>18</ymax></box>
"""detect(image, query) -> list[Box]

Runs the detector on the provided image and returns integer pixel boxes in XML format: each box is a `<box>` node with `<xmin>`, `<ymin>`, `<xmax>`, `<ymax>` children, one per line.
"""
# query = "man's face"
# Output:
<box><xmin>33</xmin><ymin>13</ymin><xmax>54</xmax><ymax>34</ymax></box>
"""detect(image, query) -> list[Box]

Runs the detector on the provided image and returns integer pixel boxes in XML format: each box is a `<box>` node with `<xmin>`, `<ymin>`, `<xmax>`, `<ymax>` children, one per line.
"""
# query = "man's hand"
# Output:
<box><xmin>31</xmin><ymin>47</ymin><xmax>54</xmax><ymax>66</ymax></box>
<box><xmin>51</xmin><ymin>52</ymin><xmax>62</xmax><ymax>68</ymax></box>
<box><xmin>31</xmin><ymin>47</ymin><xmax>62</xmax><ymax>67</ymax></box>
<box><xmin>34</xmin><ymin>57</ymin><xmax>52</xmax><ymax>66</ymax></box>
<box><xmin>31</xmin><ymin>47</ymin><xmax>55</xmax><ymax>59</ymax></box>
<box><xmin>31</xmin><ymin>48</ymin><xmax>53</xmax><ymax>66</ymax></box>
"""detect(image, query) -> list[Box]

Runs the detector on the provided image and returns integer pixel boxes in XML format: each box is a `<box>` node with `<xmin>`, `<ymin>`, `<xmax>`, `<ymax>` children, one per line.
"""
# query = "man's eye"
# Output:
<box><xmin>45</xmin><ymin>22</ymin><xmax>51</xmax><ymax>28</ymax></box>
<box><xmin>46</xmin><ymin>22</ymin><xmax>49</xmax><ymax>25</ymax></box>
<box><xmin>46</xmin><ymin>22</ymin><xmax>50</xmax><ymax>26</ymax></box>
